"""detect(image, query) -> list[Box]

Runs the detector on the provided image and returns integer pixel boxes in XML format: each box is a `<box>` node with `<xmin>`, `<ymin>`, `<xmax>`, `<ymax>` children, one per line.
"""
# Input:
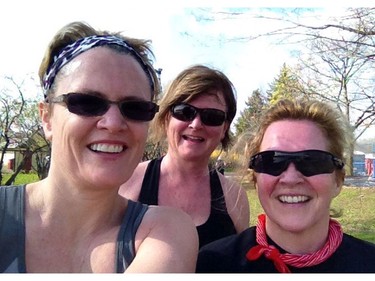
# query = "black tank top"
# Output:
<box><xmin>0</xmin><ymin>185</ymin><xmax>147</xmax><ymax>273</ymax></box>
<box><xmin>138</xmin><ymin>157</ymin><xmax>236</xmax><ymax>248</ymax></box>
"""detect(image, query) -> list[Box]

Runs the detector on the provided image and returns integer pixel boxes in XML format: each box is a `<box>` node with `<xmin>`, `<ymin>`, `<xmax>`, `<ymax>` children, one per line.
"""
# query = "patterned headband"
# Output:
<box><xmin>43</xmin><ymin>35</ymin><xmax>155</xmax><ymax>98</ymax></box>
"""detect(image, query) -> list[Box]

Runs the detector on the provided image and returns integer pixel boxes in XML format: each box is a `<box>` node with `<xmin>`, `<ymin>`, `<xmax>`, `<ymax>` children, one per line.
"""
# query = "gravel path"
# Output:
<box><xmin>343</xmin><ymin>176</ymin><xmax>375</xmax><ymax>188</ymax></box>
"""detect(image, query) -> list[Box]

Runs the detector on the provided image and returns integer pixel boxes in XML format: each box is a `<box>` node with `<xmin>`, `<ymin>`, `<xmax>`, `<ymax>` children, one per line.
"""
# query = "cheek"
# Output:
<box><xmin>255</xmin><ymin>175</ymin><xmax>275</xmax><ymax>197</ymax></box>
<box><xmin>135</xmin><ymin>124</ymin><xmax>150</xmax><ymax>141</ymax></box>
<box><xmin>207</xmin><ymin>126</ymin><xmax>226</xmax><ymax>140</ymax></box>
<box><xmin>167</xmin><ymin>119</ymin><xmax>187</xmax><ymax>135</ymax></box>
<box><xmin>309</xmin><ymin>175</ymin><xmax>339</xmax><ymax>199</ymax></box>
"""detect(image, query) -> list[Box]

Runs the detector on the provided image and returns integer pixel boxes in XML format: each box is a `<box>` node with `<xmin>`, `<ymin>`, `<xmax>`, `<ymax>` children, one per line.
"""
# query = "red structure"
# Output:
<box><xmin>365</xmin><ymin>158</ymin><xmax>374</xmax><ymax>177</ymax></box>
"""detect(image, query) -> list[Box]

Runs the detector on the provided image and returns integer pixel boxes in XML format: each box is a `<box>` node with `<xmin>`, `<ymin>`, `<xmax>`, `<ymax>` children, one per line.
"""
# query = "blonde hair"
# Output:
<box><xmin>242</xmin><ymin>98</ymin><xmax>353</xmax><ymax>185</ymax></box>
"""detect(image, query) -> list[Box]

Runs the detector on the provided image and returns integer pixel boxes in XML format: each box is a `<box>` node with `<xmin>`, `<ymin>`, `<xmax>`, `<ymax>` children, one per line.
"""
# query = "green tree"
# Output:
<box><xmin>234</xmin><ymin>89</ymin><xmax>267</xmax><ymax>136</ymax></box>
<box><xmin>267</xmin><ymin>63</ymin><xmax>307</xmax><ymax>105</ymax></box>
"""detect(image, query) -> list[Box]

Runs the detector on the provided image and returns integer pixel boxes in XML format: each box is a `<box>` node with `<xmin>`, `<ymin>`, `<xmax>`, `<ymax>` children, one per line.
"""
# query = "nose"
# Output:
<box><xmin>188</xmin><ymin>113</ymin><xmax>204</xmax><ymax>128</ymax></box>
<box><xmin>279</xmin><ymin>162</ymin><xmax>304</xmax><ymax>183</ymax></box>
<box><xmin>97</xmin><ymin>104</ymin><xmax>128</xmax><ymax>132</ymax></box>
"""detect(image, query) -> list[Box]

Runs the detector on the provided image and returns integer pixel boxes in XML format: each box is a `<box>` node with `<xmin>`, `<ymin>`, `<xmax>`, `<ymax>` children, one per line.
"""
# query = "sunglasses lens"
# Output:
<box><xmin>296</xmin><ymin>151</ymin><xmax>335</xmax><ymax>176</ymax></box>
<box><xmin>250</xmin><ymin>151</ymin><xmax>287</xmax><ymax>176</ymax></box>
<box><xmin>66</xmin><ymin>94</ymin><xmax>107</xmax><ymax>116</ymax></box>
<box><xmin>171</xmin><ymin>104</ymin><xmax>226</xmax><ymax>126</ymax></box>
<box><xmin>200</xmin><ymin>109</ymin><xmax>226</xmax><ymax>126</ymax></box>
<box><xmin>172</xmin><ymin>104</ymin><xmax>197</xmax><ymax>122</ymax></box>
<box><xmin>249</xmin><ymin>150</ymin><xmax>343</xmax><ymax>177</ymax></box>
<box><xmin>120</xmin><ymin>101</ymin><xmax>158</xmax><ymax>121</ymax></box>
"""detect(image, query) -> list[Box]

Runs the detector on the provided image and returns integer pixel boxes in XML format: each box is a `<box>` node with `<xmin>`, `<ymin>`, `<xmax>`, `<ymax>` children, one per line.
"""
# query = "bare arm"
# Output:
<box><xmin>126</xmin><ymin>206</ymin><xmax>198</xmax><ymax>273</ymax></box>
<box><xmin>220</xmin><ymin>174</ymin><xmax>250</xmax><ymax>233</ymax></box>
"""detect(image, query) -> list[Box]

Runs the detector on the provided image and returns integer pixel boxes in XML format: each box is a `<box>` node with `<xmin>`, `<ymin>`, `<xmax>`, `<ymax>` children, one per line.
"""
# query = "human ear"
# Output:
<box><xmin>39</xmin><ymin>102</ymin><xmax>53</xmax><ymax>141</ymax></box>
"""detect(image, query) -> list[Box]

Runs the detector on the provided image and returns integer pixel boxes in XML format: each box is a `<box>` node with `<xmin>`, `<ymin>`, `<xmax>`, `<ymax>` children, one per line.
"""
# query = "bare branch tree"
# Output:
<box><xmin>0</xmin><ymin>75</ymin><xmax>50</xmax><ymax>184</ymax></box>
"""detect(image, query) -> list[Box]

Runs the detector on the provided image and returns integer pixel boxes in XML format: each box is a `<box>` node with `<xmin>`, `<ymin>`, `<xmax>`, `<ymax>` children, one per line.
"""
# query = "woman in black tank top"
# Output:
<box><xmin>119</xmin><ymin>65</ymin><xmax>250</xmax><ymax>248</ymax></box>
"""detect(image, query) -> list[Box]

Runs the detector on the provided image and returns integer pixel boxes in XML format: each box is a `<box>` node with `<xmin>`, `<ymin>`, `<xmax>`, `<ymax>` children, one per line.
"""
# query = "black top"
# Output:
<box><xmin>0</xmin><ymin>185</ymin><xmax>148</xmax><ymax>273</ymax></box>
<box><xmin>196</xmin><ymin>226</ymin><xmax>375</xmax><ymax>273</ymax></box>
<box><xmin>139</xmin><ymin>157</ymin><xmax>236</xmax><ymax>248</ymax></box>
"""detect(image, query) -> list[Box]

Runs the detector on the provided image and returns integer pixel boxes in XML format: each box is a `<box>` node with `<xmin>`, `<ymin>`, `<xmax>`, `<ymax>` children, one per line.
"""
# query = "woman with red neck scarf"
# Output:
<box><xmin>197</xmin><ymin>98</ymin><xmax>375</xmax><ymax>273</ymax></box>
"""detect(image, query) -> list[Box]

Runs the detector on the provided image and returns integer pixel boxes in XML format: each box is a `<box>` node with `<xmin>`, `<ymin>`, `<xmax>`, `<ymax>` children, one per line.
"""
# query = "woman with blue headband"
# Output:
<box><xmin>0</xmin><ymin>21</ymin><xmax>198</xmax><ymax>273</ymax></box>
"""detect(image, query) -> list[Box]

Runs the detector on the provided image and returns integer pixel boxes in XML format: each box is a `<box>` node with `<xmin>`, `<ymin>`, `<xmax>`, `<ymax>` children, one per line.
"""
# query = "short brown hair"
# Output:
<box><xmin>152</xmin><ymin>64</ymin><xmax>237</xmax><ymax>150</ymax></box>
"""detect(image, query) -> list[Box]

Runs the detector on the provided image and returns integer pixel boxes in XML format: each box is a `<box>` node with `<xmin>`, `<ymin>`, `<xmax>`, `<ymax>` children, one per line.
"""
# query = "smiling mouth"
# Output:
<box><xmin>182</xmin><ymin>135</ymin><xmax>204</xmax><ymax>142</ymax></box>
<box><xmin>89</xmin><ymin>143</ymin><xmax>124</xmax><ymax>153</ymax></box>
<box><xmin>278</xmin><ymin>195</ymin><xmax>310</xmax><ymax>204</ymax></box>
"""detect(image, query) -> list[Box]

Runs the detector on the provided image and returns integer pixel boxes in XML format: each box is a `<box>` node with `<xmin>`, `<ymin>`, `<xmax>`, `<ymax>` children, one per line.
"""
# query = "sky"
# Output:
<box><xmin>1</xmin><ymin>0</ymin><xmax>374</xmax><ymax>140</ymax></box>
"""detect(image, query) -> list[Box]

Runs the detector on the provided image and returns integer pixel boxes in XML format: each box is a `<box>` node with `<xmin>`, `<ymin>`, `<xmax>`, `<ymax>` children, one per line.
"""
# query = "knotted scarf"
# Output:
<box><xmin>246</xmin><ymin>214</ymin><xmax>343</xmax><ymax>273</ymax></box>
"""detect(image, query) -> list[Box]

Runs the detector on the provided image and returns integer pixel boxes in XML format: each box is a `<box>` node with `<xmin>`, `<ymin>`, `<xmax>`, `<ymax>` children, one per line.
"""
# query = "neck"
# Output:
<box><xmin>26</xmin><ymin>179</ymin><xmax>126</xmax><ymax>234</ymax></box>
<box><xmin>246</xmin><ymin>214</ymin><xmax>343</xmax><ymax>272</ymax></box>
<box><xmin>266</xmin><ymin>218</ymin><xmax>330</xmax><ymax>254</ymax></box>
<box><xmin>163</xmin><ymin>153</ymin><xmax>210</xmax><ymax>178</ymax></box>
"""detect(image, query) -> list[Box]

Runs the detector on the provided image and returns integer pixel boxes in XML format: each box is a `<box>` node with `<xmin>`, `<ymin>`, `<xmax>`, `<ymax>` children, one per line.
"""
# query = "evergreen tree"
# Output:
<box><xmin>267</xmin><ymin>63</ymin><xmax>306</xmax><ymax>105</ymax></box>
<box><xmin>234</xmin><ymin>89</ymin><xmax>267</xmax><ymax>136</ymax></box>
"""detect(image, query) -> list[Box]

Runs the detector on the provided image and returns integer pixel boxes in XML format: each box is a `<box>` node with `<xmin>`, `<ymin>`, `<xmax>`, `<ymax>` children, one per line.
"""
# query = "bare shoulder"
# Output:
<box><xmin>219</xmin><ymin>172</ymin><xmax>248</xmax><ymax>201</ymax></box>
<box><xmin>118</xmin><ymin>160</ymin><xmax>150</xmax><ymax>198</ymax></box>
<box><xmin>142</xmin><ymin>205</ymin><xmax>197</xmax><ymax>234</ymax></box>
<box><xmin>128</xmin><ymin>160</ymin><xmax>150</xmax><ymax>180</ymax></box>
<box><xmin>130</xmin><ymin>205</ymin><xmax>198</xmax><ymax>272</ymax></box>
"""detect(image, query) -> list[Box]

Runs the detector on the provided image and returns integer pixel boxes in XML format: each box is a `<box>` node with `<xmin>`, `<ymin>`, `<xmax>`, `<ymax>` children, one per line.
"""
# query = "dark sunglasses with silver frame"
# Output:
<box><xmin>249</xmin><ymin>149</ymin><xmax>344</xmax><ymax>177</ymax></box>
<box><xmin>47</xmin><ymin>93</ymin><xmax>159</xmax><ymax>122</ymax></box>
<box><xmin>170</xmin><ymin>103</ymin><xmax>226</xmax><ymax>127</ymax></box>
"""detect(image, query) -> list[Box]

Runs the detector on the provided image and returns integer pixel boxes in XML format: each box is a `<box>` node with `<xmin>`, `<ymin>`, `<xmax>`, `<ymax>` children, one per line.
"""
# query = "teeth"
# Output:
<box><xmin>184</xmin><ymin>135</ymin><xmax>204</xmax><ymax>141</ymax></box>
<box><xmin>90</xmin><ymin>143</ymin><xmax>123</xmax><ymax>153</ymax></box>
<box><xmin>279</xmin><ymin>195</ymin><xmax>309</xmax><ymax>203</ymax></box>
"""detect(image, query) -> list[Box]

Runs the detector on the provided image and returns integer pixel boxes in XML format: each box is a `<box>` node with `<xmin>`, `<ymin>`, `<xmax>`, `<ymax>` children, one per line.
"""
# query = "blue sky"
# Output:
<box><xmin>1</xmin><ymin>1</ymin><xmax>373</xmax><ymax>139</ymax></box>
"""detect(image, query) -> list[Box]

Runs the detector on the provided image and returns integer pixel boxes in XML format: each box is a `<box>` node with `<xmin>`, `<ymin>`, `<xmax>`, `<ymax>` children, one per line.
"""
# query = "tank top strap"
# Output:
<box><xmin>116</xmin><ymin>199</ymin><xmax>148</xmax><ymax>272</ymax></box>
<box><xmin>138</xmin><ymin>157</ymin><xmax>163</xmax><ymax>205</ymax></box>
<box><xmin>209</xmin><ymin>169</ymin><xmax>227</xmax><ymax>213</ymax></box>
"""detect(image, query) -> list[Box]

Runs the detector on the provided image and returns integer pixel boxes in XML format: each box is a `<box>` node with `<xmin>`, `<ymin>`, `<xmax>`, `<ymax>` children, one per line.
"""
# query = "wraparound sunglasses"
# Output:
<box><xmin>170</xmin><ymin>103</ymin><xmax>226</xmax><ymax>126</ymax></box>
<box><xmin>249</xmin><ymin>150</ymin><xmax>344</xmax><ymax>177</ymax></box>
<box><xmin>48</xmin><ymin>93</ymin><xmax>159</xmax><ymax>121</ymax></box>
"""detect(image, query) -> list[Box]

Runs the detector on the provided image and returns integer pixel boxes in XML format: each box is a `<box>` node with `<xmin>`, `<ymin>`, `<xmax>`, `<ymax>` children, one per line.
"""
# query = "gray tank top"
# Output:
<box><xmin>0</xmin><ymin>185</ymin><xmax>148</xmax><ymax>273</ymax></box>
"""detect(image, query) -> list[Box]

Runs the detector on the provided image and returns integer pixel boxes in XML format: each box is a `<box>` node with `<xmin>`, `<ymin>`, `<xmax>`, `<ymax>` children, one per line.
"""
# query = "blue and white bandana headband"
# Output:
<box><xmin>43</xmin><ymin>35</ymin><xmax>155</xmax><ymax>98</ymax></box>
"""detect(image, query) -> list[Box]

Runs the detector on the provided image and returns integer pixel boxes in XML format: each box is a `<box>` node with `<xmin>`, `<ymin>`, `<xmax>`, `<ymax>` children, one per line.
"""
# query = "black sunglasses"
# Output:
<box><xmin>48</xmin><ymin>93</ymin><xmax>159</xmax><ymax>121</ymax></box>
<box><xmin>249</xmin><ymin>150</ymin><xmax>344</xmax><ymax>177</ymax></box>
<box><xmin>170</xmin><ymin>103</ymin><xmax>226</xmax><ymax>126</ymax></box>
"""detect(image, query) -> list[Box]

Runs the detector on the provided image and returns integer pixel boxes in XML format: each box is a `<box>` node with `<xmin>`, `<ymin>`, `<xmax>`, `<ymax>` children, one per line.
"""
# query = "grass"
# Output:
<box><xmin>2</xmin><ymin>172</ymin><xmax>375</xmax><ymax>243</ymax></box>
<box><xmin>246</xmin><ymin>186</ymin><xmax>375</xmax><ymax>243</ymax></box>
<box><xmin>1</xmin><ymin>172</ymin><xmax>39</xmax><ymax>186</ymax></box>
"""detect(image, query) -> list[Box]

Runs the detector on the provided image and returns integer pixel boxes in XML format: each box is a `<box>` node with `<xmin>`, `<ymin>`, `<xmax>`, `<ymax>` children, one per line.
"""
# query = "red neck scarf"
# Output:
<box><xmin>246</xmin><ymin>214</ymin><xmax>343</xmax><ymax>273</ymax></box>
